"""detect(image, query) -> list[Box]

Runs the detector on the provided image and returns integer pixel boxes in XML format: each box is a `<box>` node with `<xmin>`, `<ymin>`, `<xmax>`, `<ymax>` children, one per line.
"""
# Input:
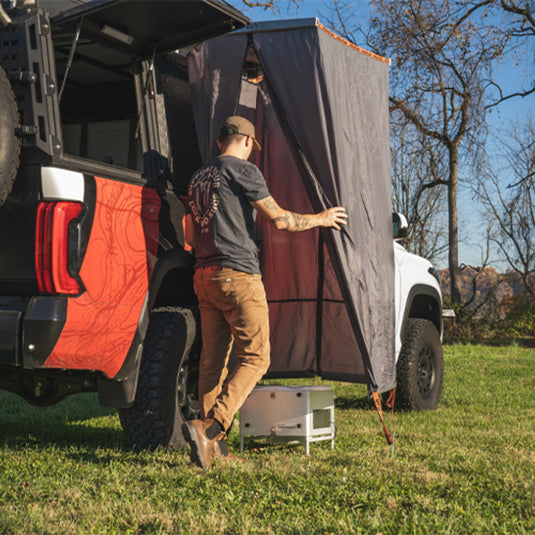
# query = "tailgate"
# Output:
<box><xmin>50</xmin><ymin>0</ymin><xmax>250</xmax><ymax>59</ymax></box>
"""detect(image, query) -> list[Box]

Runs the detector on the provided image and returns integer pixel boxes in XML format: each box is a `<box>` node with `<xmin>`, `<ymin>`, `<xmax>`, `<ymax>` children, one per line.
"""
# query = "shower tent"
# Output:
<box><xmin>187</xmin><ymin>19</ymin><xmax>396</xmax><ymax>395</ymax></box>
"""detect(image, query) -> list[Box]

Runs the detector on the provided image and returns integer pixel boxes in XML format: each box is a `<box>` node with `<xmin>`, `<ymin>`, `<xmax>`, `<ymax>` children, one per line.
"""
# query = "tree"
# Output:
<box><xmin>476</xmin><ymin>116</ymin><xmax>535</xmax><ymax>295</ymax></box>
<box><xmin>482</xmin><ymin>0</ymin><xmax>535</xmax><ymax>107</ymax></box>
<box><xmin>328</xmin><ymin>0</ymin><xmax>507</xmax><ymax>303</ymax></box>
<box><xmin>390</xmin><ymin>116</ymin><xmax>448</xmax><ymax>261</ymax></box>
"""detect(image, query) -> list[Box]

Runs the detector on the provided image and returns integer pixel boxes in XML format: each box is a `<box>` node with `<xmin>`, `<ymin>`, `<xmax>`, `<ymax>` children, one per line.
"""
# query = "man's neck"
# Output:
<box><xmin>220</xmin><ymin>147</ymin><xmax>247</xmax><ymax>160</ymax></box>
<box><xmin>219</xmin><ymin>139</ymin><xmax>252</xmax><ymax>161</ymax></box>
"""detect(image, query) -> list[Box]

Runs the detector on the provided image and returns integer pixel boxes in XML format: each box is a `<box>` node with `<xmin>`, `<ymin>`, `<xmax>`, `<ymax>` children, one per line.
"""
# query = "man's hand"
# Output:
<box><xmin>252</xmin><ymin>196</ymin><xmax>348</xmax><ymax>232</ymax></box>
<box><xmin>318</xmin><ymin>207</ymin><xmax>348</xmax><ymax>230</ymax></box>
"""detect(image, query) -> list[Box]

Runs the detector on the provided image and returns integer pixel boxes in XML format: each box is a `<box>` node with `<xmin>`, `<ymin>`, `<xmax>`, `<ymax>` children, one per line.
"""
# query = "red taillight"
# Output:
<box><xmin>36</xmin><ymin>201</ymin><xmax>83</xmax><ymax>295</ymax></box>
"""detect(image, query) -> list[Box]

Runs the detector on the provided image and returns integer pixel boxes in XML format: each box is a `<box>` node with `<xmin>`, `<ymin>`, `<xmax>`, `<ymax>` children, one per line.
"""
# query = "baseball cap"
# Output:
<box><xmin>219</xmin><ymin>115</ymin><xmax>261</xmax><ymax>151</ymax></box>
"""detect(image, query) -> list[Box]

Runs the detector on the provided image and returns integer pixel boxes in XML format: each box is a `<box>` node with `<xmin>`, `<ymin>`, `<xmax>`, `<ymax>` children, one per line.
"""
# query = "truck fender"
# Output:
<box><xmin>147</xmin><ymin>248</ymin><xmax>195</xmax><ymax>311</ymax></box>
<box><xmin>98</xmin><ymin>248</ymin><xmax>195</xmax><ymax>408</ymax></box>
<box><xmin>400</xmin><ymin>284</ymin><xmax>442</xmax><ymax>342</ymax></box>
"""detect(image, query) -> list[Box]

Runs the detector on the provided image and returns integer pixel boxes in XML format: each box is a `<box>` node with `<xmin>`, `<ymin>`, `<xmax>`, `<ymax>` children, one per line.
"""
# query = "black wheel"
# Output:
<box><xmin>119</xmin><ymin>307</ymin><xmax>201</xmax><ymax>449</ymax></box>
<box><xmin>396</xmin><ymin>318</ymin><xmax>443</xmax><ymax>410</ymax></box>
<box><xmin>0</xmin><ymin>65</ymin><xmax>20</xmax><ymax>206</ymax></box>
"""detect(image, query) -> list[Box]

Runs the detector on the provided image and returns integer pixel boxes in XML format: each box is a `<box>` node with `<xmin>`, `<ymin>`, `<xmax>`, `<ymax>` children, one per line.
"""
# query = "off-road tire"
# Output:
<box><xmin>0</xmin><ymin>65</ymin><xmax>20</xmax><ymax>206</ymax></box>
<box><xmin>119</xmin><ymin>307</ymin><xmax>200</xmax><ymax>449</ymax></box>
<box><xmin>396</xmin><ymin>318</ymin><xmax>443</xmax><ymax>411</ymax></box>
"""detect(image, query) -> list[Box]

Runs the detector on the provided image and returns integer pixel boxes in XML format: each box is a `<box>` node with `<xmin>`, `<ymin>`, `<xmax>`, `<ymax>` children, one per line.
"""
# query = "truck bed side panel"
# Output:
<box><xmin>42</xmin><ymin>176</ymin><xmax>160</xmax><ymax>377</ymax></box>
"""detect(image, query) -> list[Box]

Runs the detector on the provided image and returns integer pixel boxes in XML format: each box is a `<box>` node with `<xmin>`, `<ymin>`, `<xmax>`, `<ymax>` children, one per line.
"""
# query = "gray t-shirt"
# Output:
<box><xmin>186</xmin><ymin>155</ymin><xmax>270</xmax><ymax>274</ymax></box>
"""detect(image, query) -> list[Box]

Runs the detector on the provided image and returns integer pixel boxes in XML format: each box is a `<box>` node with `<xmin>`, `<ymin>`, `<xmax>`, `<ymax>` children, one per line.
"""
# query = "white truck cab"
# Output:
<box><xmin>392</xmin><ymin>214</ymin><xmax>444</xmax><ymax>410</ymax></box>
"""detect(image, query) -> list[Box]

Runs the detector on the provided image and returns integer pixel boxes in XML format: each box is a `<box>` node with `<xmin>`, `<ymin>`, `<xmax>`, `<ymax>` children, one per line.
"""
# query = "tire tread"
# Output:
<box><xmin>396</xmin><ymin>318</ymin><xmax>443</xmax><ymax>411</ymax></box>
<box><xmin>0</xmin><ymin>65</ymin><xmax>21</xmax><ymax>206</ymax></box>
<box><xmin>119</xmin><ymin>306</ymin><xmax>198</xmax><ymax>450</ymax></box>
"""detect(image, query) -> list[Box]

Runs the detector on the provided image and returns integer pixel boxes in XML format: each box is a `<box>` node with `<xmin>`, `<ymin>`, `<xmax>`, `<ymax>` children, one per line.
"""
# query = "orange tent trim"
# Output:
<box><xmin>318</xmin><ymin>22</ymin><xmax>391</xmax><ymax>65</ymax></box>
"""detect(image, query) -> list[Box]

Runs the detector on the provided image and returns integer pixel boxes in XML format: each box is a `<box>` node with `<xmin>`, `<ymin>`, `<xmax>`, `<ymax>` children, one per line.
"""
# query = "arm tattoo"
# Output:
<box><xmin>260</xmin><ymin>197</ymin><xmax>279</xmax><ymax>211</ymax></box>
<box><xmin>271</xmin><ymin>215</ymin><xmax>291</xmax><ymax>230</ymax></box>
<box><xmin>259</xmin><ymin>197</ymin><xmax>315</xmax><ymax>232</ymax></box>
<box><xmin>290</xmin><ymin>213</ymin><xmax>312</xmax><ymax>231</ymax></box>
<box><xmin>272</xmin><ymin>212</ymin><xmax>312</xmax><ymax>231</ymax></box>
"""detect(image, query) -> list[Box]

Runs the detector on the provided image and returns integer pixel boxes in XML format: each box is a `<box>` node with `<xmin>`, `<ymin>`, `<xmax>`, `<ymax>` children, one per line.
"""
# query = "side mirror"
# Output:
<box><xmin>392</xmin><ymin>213</ymin><xmax>408</xmax><ymax>240</ymax></box>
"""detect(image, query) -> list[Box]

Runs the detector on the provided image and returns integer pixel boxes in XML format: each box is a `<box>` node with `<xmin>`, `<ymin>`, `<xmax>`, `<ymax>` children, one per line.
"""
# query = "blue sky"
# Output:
<box><xmin>228</xmin><ymin>0</ymin><xmax>534</xmax><ymax>269</ymax></box>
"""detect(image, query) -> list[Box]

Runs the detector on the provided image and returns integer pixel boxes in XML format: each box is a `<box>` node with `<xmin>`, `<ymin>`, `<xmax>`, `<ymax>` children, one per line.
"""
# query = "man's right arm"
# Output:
<box><xmin>251</xmin><ymin>196</ymin><xmax>348</xmax><ymax>232</ymax></box>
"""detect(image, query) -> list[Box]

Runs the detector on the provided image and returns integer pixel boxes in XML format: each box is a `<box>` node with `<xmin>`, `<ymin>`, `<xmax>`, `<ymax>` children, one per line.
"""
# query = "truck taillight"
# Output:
<box><xmin>36</xmin><ymin>201</ymin><xmax>83</xmax><ymax>295</ymax></box>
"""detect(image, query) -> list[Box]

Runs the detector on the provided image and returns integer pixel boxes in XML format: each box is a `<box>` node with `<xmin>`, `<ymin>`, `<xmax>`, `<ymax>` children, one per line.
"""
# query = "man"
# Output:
<box><xmin>182</xmin><ymin>115</ymin><xmax>347</xmax><ymax>469</ymax></box>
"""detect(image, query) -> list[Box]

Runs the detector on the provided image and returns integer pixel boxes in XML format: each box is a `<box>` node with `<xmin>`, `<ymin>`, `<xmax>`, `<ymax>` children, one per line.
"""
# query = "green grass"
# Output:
<box><xmin>1</xmin><ymin>344</ymin><xmax>534</xmax><ymax>534</ymax></box>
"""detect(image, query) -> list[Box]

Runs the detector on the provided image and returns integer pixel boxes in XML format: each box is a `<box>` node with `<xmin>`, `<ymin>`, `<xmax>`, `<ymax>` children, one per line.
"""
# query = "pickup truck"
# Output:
<box><xmin>0</xmin><ymin>0</ymin><xmax>443</xmax><ymax>450</ymax></box>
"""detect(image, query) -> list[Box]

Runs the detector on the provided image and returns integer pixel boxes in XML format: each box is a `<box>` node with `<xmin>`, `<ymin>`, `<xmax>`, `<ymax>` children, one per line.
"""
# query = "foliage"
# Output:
<box><xmin>499</xmin><ymin>295</ymin><xmax>535</xmax><ymax>335</ymax></box>
<box><xmin>444</xmin><ymin>293</ymin><xmax>535</xmax><ymax>339</ymax></box>
<box><xmin>1</xmin><ymin>345</ymin><xmax>534</xmax><ymax>534</ymax></box>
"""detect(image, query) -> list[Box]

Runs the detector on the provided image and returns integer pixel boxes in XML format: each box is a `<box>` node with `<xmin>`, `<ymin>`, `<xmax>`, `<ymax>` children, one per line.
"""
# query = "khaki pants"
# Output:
<box><xmin>193</xmin><ymin>266</ymin><xmax>271</xmax><ymax>430</ymax></box>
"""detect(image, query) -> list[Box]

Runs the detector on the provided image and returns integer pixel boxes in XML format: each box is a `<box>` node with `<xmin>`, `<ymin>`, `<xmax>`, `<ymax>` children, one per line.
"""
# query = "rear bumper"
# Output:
<box><xmin>0</xmin><ymin>296</ymin><xmax>66</xmax><ymax>368</ymax></box>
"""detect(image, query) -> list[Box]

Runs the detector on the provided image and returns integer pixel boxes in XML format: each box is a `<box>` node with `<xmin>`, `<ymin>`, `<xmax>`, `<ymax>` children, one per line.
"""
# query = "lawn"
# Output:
<box><xmin>0</xmin><ymin>344</ymin><xmax>534</xmax><ymax>534</ymax></box>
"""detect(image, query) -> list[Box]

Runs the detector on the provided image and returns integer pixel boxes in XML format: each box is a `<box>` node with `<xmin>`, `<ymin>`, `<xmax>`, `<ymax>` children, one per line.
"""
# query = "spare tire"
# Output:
<box><xmin>0</xmin><ymin>65</ymin><xmax>21</xmax><ymax>206</ymax></box>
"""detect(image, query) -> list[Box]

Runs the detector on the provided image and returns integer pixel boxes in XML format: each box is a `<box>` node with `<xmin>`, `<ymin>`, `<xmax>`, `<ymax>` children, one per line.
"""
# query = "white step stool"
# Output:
<box><xmin>239</xmin><ymin>385</ymin><xmax>335</xmax><ymax>455</ymax></box>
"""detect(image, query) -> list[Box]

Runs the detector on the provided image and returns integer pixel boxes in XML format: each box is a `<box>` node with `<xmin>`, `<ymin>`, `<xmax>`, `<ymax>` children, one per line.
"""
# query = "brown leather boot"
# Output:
<box><xmin>182</xmin><ymin>419</ymin><xmax>224</xmax><ymax>470</ymax></box>
<box><xmin>213</xmin><ymin>438</ymin><xmax>243</xmax><ymax>463</ymax></box>
<box><xmin>213</xmin><ymin>437</ymin><xmax>231</xmax><ymax>458</ymax></box>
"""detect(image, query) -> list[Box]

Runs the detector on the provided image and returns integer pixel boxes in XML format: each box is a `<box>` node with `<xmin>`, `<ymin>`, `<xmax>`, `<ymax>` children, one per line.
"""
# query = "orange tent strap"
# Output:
<box><xmin>317</xmin><ymin>22</ymin><xmax>391</xmax><ymax>65</ymax></box>
<box><xmin>372</xmin><ymin>391</ymin><xmax>394</xmax><ymax>446</ymax></box>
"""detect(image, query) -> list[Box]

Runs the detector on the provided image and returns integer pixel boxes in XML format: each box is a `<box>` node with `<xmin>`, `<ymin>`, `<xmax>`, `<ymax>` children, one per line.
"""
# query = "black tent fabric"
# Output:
<box><xmin>187</xmin><ymin>20</ymin><xmax>396</xmax><ymax>393</ymax></box>
<box><xmin>186</xmin><ymin>34</ymin><xmax>248</xmax><ymax>160</ymax></box>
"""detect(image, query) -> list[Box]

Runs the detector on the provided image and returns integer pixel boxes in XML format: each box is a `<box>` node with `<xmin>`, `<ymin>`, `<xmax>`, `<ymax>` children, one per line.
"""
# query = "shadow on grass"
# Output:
<box><xmin>0</xmin><ymin>391</ymin><xmax>191</xmax><ymax>470</ymax></box>
<box><xmin>334</xmin><ymin>393</ymin><xmax>413</xmax><ymax>414</ymax></box>
<box><xmin>0</xmin><ymin>390</ymin><xmax>125</xmax><ymax>452</ymax></box>
<box><xmin>0</xmin><ymin>388</ymin><xmax>376</xmax><ymax>463</ymax></box>
<box><xmin>0</xmin><ymin>424</ymin><xmax>125</xmax><ymax>454</ymax></box>
<box><xmin>335</xmin><ymin>395</ymin><xmax>373</xmax><ymax>411</ymax></box>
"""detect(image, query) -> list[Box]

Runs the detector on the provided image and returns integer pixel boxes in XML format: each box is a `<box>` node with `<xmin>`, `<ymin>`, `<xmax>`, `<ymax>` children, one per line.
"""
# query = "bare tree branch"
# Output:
<box><xmin>486</xmin><ymin>81</ymin><xmax>535</xmax><ymax>109</ymax></box>
<box><xmin>241</xmin><ymin>0</ymin><xmax>274</xmax><ymax>7</ymax></box>
<box><xmin>390</xmin><ymin>97</ymin><xmax>450</xmax><ymax>144</ymax></box>
<box><xmin>508</xmin><ymin>170</ymin><xmax>535</xmax><ymax>188</ymax></box>
<box><xmin>500</xmin><ymin>0</ymin><xmax>535</xmax><ymax>34</ymax></box>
